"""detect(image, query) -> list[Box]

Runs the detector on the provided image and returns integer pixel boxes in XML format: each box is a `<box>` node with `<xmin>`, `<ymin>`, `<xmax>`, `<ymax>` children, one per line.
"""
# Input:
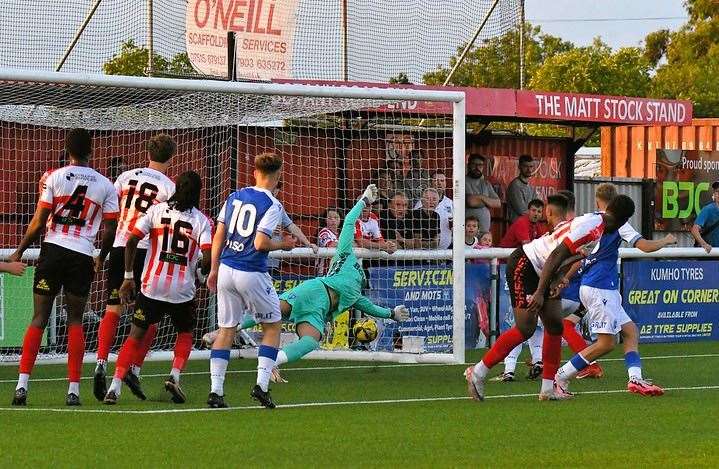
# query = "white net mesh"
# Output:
<box><xmin>0</xmin><ymin>74</ymin><xmax>468</xmax><ymax>364</ymax></box>
<box><xmin>0</xmin><ymin>0</ymin><xmax>520</xmax><ymax>83</ymax></box>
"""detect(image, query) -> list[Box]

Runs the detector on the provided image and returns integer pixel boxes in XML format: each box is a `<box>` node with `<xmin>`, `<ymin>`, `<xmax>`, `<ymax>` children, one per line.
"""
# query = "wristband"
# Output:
<box><xmin>124</xmin><ymin>271</ymin><xmax>134</xmax><ymax>280</ymax></box>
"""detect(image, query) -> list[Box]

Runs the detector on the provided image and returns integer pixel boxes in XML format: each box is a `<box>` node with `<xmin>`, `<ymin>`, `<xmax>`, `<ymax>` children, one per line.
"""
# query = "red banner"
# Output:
<box><xmin>516</xmin><ymin>90</ymin><xmax>692</xmax><ymax>125</ymax></box>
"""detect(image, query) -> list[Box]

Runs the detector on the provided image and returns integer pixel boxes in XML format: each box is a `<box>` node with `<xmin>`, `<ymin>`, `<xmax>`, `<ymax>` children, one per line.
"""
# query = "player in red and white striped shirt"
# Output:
<box><xmin>104</xmin><ymin>171</ymin><xmax>212</xmax><ymax>405</ymax></box>
<box><xmin>11</xmin><ymin>129</ymin><xmax>119</xmax><ymax>406</ymax></box>
<box><xmin>92</xmin><ymin>134</ymin><xmax>176</xmax><ymax>401</ymax></box>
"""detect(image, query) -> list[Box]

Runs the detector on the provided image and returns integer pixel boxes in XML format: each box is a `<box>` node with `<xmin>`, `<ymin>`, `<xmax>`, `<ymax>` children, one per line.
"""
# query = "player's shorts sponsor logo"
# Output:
<box><xmin>110</xmin><ymin>289</ymin><xmax>119</xmax><ymax>299</ymax></box>
<box><xmin>134</xmin><ymin>308</ymin><xmax>145</xmax><ymax>321</ymax></box>
<box><xmin>590</xmin><ymin>320</ymin><xmax>608</xmax><ymax>329</ymax></box>
<box><xmin>35</xmin><ymin>279</ymin><xmax>50</xmax><ymax>291</ymax></box>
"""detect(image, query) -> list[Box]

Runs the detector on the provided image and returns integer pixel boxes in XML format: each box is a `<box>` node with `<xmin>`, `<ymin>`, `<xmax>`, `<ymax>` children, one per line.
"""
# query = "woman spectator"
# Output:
<box><xmin>316</xmin><ymin>208</ymin><xmax>341</xmax><ymax>275</ymax></box>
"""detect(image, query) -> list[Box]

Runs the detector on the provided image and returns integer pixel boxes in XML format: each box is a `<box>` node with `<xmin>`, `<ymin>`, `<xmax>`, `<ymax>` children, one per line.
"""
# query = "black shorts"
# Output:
<box><xmin>33</xmin><ymin>242</ymin><xmax>94</xmax><ymax>297</ymax></box>
<box><xmin>506</xmin><ymin>247</ymin><xmax>546</xmax><ymax>310</ymax></box>
<box><xmin>107</xmin><ymin>247</ymin><xmax>147</xmax><ymax>305</ymax></box>
<box><xmin>132</xmin><ymin>293</ymin><xmax>196</xmax><ymax>333</ymax></box>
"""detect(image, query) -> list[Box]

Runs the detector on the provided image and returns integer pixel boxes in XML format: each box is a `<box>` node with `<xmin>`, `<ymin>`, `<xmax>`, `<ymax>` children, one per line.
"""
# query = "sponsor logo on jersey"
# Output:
<box><xmin>110</xmin><ymin>289</ymin><xmax>119</xmax><ymax>299</ymax></box>
<box><xmin>65</xmin><ymin>172</ymin><xmax>97</xmax><ymax>183</ymax></box>
<box><xmin>134</xmin><ymin>308</ymin><xmax>145</xmax><ymax>321</ymax></box>
<box><xmin>35</xmin><ymin>279</ymin><xmax>50</xmax><ymax>291</ymax></box>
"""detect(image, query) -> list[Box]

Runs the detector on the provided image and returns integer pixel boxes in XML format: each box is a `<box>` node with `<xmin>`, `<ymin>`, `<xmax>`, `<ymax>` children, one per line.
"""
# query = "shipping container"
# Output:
<box><xmin>600</xmin><ymin>118</ymin><xmax>719</xmax><ymax>178</ymax></box>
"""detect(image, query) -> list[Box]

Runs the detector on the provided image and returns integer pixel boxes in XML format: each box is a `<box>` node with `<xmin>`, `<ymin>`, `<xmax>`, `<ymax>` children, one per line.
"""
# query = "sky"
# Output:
<box><xmin>525</xmin><ymin>0</ymin><xmax>687</xmax><ymax>49</ymax></box>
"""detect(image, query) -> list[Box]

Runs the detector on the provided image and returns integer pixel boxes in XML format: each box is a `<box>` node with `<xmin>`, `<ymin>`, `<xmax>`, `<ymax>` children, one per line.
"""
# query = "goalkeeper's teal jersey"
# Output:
<box><xmin>319</xmin><ymin>199</ymin><xmax>391</xmax><ymax>321</ymax></box>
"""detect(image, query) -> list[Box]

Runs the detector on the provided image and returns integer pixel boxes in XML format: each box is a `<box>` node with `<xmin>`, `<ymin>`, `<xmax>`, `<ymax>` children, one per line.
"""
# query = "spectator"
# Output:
<box><xmin>465</xmin><ymin>153</ymin><xmax>501</xmax><ymax>232</ymax></box>
<box><xmin>381</xmin><ymin>191</ymin><xmax>410</xmax><ymax>247</ymax></box>
<box><xmin>465</xmin><ymin>216</ymin><xmax>482</xmax><ymax>249</ymax></box>
<box><xmin>499</xmin><ymin>198</ymin><xmax>548</xmax><ymax>248</ymax></box>
<box><xmin>404</xmin><ymin>187</ymin><xmax>441</xmax><ymax>249</ymax></box>
<box><xmin>354</xmin><ymin>203</ymin><xmax>397</xmax><ymax>254</ymax></box>
<box><xmin>386</xmin><ymin>133</ymin><xmax>430</xmax><ymax>204</ymax></box>
<box><xmin>479</xmin><ymin>231</ymin><xmax>493</xmax><ymax>248</ymax></box>
<box><xmin>414</xmin><ymin>170</ymin><xmax>453</xmax><ymax>249</ymax></box>
<box><xmin>374</xmin><ymin>168</ymin><xmax>395</xmax><ymax>210</ymax></box>
<box><xmin>316</xmin><ymin>208</ymin><xmax>341</xmax><ymax>275</ymax></box>
<box><xmin>691</xmin><ymin>181</ymin><xmax>719</xmax><ymax>253</ymax></box>
<box><xmin>506</xmin><ymin>154</ymin><xmax>538</xmax><ymax>223</ymax></box>
<box><xmin>267</xmin><ymin>183</ymin><xmax>318</xmax><ymax>276</ymax></box>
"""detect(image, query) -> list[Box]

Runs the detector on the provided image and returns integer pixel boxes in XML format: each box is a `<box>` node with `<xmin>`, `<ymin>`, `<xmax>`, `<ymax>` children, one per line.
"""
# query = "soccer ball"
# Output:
<box><xmin>353</xmin><ymin>318</ymin><xmax>378</xmax><ymax>343</ymax></box>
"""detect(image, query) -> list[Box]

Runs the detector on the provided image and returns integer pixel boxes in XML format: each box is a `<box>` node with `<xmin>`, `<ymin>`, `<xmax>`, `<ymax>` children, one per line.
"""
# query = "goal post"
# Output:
<box><xmin>0</xmin><ymin>70</ymin><xmax>468</xmax><ymax>366</ymax></box>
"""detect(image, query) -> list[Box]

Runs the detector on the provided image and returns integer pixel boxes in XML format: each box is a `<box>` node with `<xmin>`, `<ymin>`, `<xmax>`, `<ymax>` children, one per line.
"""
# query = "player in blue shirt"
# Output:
<box><xmin>553</xmin><ymin>184</ymin><xmax>676</xmax><ymax>397</ymax></box>
<box><xmin>206</xmin><ymin>152</ymin><xmax>294</xmax><ymax>409</ymax></box>
<box><xmin>691</xmin><ymin>181</ymin><xmax>719</xmax><ymax>253</ymax></box>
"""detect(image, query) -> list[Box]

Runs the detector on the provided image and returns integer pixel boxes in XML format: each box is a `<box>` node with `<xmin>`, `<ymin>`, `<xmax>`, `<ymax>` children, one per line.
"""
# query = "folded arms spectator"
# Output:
<box><xmin>355</xmin><ymin>203</ymin><xmax>397</xmax><ymax>254</ymax></box>
<box><xmin>404</xmin><ymin>187</ymin><xmax>441</xmax><ymax>249</ymax></box>
<box><xmin>465</xmin><ymin>153</ymin><xmax>500</xmax><ymax>232</ymax></box>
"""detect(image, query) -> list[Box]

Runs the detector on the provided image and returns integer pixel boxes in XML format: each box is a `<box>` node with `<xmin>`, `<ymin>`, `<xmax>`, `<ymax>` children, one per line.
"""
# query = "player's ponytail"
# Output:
<box><xmin>168</xmin><ymin>170</ymin><xmax>202</xmax><ymax>212</ymax></box>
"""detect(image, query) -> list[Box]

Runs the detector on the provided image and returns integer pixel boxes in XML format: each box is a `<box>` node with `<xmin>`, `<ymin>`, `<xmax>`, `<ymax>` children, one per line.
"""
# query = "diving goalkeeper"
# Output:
<box><xmin>229</xmin><ymin>185</ymin><xmax>410</xmax><ymax>374</ymax></box>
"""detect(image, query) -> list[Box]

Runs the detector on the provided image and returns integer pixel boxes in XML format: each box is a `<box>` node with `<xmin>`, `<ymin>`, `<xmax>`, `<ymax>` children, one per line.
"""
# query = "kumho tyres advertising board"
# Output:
<box><xmin>623</xmin><ymin>260</ymin><xmax>718</xmax><ymax>343</ymax></box>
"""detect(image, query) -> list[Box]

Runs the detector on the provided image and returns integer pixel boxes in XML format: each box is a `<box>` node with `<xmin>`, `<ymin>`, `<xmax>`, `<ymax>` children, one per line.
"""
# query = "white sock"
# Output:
<box><xmin>16</xmin><ymin>373</ymin><xmax>29</xmax><ymax>391</ymax></box>
<box><xmin>628</xmin><ymin>366</ymin><xmax>642</xmax><ymax>381</ymax></box>
<box><xmin>96</xmin><ymin>359</ymin><xmax>107</xmax><ymax>369</ymax></box>
<box><xmin>68</xmin><ymin>381</ymin><xmax>80</xmax><ymax>396</ymax></box>
<box><xmin>504</xmin><ymin>344</ymin><xmax>522</xmax><ymax>374</ymax></box>
<box><xmin>540</xmin><ymin>378</ymin><xmax>554</xmax><ymax>394</ymax></box>
<box><xmin>130</xmin><ymin>365</ymin><xmax>141</xmax><ymax>377</ymax></box>
<box><xmin>556</xmin><ymin>362</ymin><xmax>580</xmax><ymax>382</ymax></box>
<box><xmin>257</xmin><ymin>355</ymin><xmax>276</xmax><ymax>392</ymax></box>
<box><xmin>170</xmin><ymin>367</ymin><xmax>181</xmax><ymax>383</ymax></box>
<box><xmin>528</xmin><ymin>329</ymin><xmax>543</xmax><ymax>364</ymax></box>
<box><xmin>210</xmin><ymin>356</ymin><xmax>229</xmax><ymax>396</ymax></box>
<box><xmin>473</xmin><ymin>361</ymin><xmax>490</xmax><ymax>379</ymax></box>
<box><xmin>275</xmin><ymin>350</ymin><xmax>288</xmax><ymax>367</ymax></box>
<box><xmin>109</xmin><ymin>377</ymin><xmax>122</xmax><ymax>395</ymax></box>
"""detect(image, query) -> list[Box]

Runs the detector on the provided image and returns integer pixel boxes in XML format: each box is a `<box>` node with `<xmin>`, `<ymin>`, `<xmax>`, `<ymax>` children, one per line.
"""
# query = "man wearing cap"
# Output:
<box><xmin>506</xmin><ymin>155</ymin><xmax>538</xmax><ymax>224</ymax></box>
<box><xmin>691</xmin><ymin>181</ymin><xmax>719</xmax><ymax>253</ymax></box>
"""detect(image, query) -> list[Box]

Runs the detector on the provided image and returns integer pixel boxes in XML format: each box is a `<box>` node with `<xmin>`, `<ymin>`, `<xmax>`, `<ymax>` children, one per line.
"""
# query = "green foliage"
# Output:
<box><xmin>529</xmin><ymin>38</ymin><xmax>652</xmax><ymax>98</ymax></box>
<box><xmin>389</xmin><ymin>72</ymin><xmax>411</xmax><ymax>84</ymax></box>
<box><xmin>649</xmin><ymin>0</ymin><xmax>719</xmax><ymax>117</ymax></box>
<box><xmin>422</xmin><ymin>23</ymin><xmax>573</xmax><ymax>88</ymax></box>
<box><xmin>103</xmin><ymin>39</ymin><xmax>195</xmax><ymax>77</ymax></box>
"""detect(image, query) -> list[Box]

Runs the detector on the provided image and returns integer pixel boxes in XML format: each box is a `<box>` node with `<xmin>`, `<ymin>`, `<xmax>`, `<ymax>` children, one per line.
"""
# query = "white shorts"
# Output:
<box><xmin>579</xmin><ymin>285</ymin><xmax>632</xmax><ymax>335</ymax></box>
<box><xmin>217</xmin><ymin>264</ymin><xmax>280</xmax><ymax>328</ymax></box>
<box><xmin>561</xmin><ymin>299</ymin><xmax>581</xmax><ymax>317</ymax></box>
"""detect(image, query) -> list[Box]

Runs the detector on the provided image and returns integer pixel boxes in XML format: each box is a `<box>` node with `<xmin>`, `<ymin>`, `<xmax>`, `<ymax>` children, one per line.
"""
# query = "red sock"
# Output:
<box><xmin>96</xmin><ymin>309</ymin><xmax>120</xmax><ymax>361</ymax></box>
<box><xmin>172</xmin><ymin>332</ymin><xmax>193</xmax><ymax>371</ymax></box>
<box><xmin>115</xmin><ymin>337</ymin><xmax>140</xmax><ymax>380</ymax></box>
<box><xmin>19</xmin><ymin>326</ymin><xmax>44</xmax><ymax>375</ymax></box>
<box><xmin>67</xmin><ymin>324</ymin><xmax>85</xmax><ymax>383</ymax></box>
<box><xmin>132</xmin><ymin>323</ymin><xmax>157</xmax><ymax>368</ymax></box>
<box><xmin>542</xmin><ymin>330</ymin><xmax>562</xmax><ymax>380</ymax></box>
<box><xmin>481</xmin><ymin>326</ymin><xmax>526</xmax><ymax>369</ymax></box>
<box><xmin>562</xmin><ymin>319</ymin><xmax>588</xmax><ymax>354</ymax></box>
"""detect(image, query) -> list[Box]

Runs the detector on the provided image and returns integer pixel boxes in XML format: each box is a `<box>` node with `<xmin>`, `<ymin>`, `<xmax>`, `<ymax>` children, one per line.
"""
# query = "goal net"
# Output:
<box><xmin>0</xmin><ymin>0</ymin><xmax>520</xmax><ymax>83</ymax></box>
<box><xmin>0</xmin><ymin>70</ymin><xmax>469</xmax><ymax>366</ymax></box>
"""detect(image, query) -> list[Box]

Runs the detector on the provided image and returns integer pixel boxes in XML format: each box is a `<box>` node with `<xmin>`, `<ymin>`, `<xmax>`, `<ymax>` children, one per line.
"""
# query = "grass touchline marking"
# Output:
<box><xmin>1</xmin><ymin>353</ymin><xmax>718</xmax><ymax>384</ymax></box>
<box><xmin>0</xmin><ymin>385</ymin><xmax>717</xmax><ymax>414</ymax></box>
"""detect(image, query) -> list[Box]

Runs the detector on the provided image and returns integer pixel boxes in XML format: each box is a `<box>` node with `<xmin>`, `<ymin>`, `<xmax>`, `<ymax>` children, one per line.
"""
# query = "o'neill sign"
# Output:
<box><xmin>517</xmin><ymin>90</ymin><xmax>692</xmax><ymax>125</ymax></box>
<box><xmin>186</xmin><ymin>0</ymin><xmax>298</xmax><ymax>79</ymax></box>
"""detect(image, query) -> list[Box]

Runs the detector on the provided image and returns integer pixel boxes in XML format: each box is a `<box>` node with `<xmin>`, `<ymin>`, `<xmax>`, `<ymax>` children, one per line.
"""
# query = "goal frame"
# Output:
<box><xmin>0</xmin><ymin>69</ymin><xmax>467</xmax><ymax>365</ymax></box>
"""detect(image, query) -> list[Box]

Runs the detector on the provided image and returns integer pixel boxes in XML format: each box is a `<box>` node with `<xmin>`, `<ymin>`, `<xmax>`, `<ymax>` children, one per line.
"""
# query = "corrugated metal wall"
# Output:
<box><xmin>601</xmin><ymin>118</ymin><xmax>719</xmax><ymax>178</ymax></box>
<box><xmin>574</xmin><ymin>177</ymin><xmax>644</xmax><ymax>236</ymax></box>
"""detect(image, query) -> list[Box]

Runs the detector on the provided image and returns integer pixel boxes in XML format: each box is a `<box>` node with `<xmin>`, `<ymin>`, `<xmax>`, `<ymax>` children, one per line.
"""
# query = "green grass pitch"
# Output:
<box><xmin>1</xmin><ymin>342</ymin><xmax>717</xmax><ymax>468</ymax></box>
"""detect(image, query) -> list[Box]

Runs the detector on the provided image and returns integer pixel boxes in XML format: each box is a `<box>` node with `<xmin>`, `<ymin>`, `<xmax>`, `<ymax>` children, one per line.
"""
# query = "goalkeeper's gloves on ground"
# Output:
<box><xmin>392</xmin><ymin>305</ymin><xmax>410</xmax><ymax>322</ymax></box>
<box><xmin>361</xmin><ymin>184</ymin><xmax>378</xmax><ymax>205</ymax></box>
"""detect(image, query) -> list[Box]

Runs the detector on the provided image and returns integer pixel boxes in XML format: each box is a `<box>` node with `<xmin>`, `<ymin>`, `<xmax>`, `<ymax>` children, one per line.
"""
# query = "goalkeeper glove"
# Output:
<box><xmin>392</xmin><ymin>305</ymin><xmax>410</xmax><ymax>322</ymax></box>
<box><xmin>361</xmin><ymin>184</ymin><xmax>379</xmax><ymax>205</ymax></box>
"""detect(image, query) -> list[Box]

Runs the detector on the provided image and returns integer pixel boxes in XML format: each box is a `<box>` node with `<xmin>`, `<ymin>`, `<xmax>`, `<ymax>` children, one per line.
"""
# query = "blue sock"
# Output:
<box><xmin>210</xmin><ymin>349</ymin><xmax>230</xmax><ymax>395</ymax></box>
<box><xmin>257</xmin><ymin>345</ymin><xmax>279</xmax><ymax>392</ymax></box>
<box><xmin>570</xmin><ymin>353</ymin><xmax>590</xmax><ymax>372</ymax></box>
<box><xmin>624</xmin><ymin>351</ymin><xmax>642</xmax><ymax>380</ymax></box>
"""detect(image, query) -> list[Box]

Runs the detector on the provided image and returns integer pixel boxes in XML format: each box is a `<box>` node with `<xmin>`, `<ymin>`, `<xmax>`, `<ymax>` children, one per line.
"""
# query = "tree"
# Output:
<box><xmin>389</xmin><ymin>72</ymin><xmax>411</xmax><ymax>84</ymax></box>
<box><xmin>648</xmin><ymin>0</ymin><xmax>719</xmax><ymax>116</ymax></box>
<box><xmin>529</xmin><ymin>38</ymin><xmax>652</xmax><ymax>98</ymax></box>
<box><xmin>422</xmin><ymin>23</ymin><xmax>574</xmax><ymax>88</ymax></box>
<box><xmin>103</xmin><ymin>39</ymin><xmax>195</xmax><ymax>77</ymax></box>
